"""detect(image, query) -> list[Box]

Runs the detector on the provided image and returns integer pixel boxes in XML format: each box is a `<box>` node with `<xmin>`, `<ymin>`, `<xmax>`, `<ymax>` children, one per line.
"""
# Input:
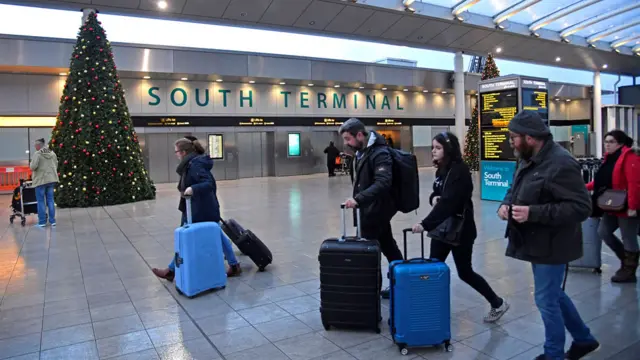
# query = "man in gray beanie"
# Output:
<box><xmin>497</xmin><ymin>110</ymin><xmax>600</xmax><ymax>360</ymax></box>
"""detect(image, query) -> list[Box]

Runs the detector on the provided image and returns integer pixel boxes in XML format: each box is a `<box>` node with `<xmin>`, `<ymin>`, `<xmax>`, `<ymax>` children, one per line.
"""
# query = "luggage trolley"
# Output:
<box><xmin>9</xmin><ymin>179</ymin><xmax>38</xmax><ymax>226</ymax></box>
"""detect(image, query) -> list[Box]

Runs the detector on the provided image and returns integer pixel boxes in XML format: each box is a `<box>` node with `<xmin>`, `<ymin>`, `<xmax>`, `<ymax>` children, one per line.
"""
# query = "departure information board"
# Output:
<box><xmin>522</xmin><ymin>88</ymin><xmax>549</xmax><ymax>124</ymax></box>
<box><xmin>480</xmin><ymin>89</ymin><xmax>518</xmax><ymax>128</ymax></box>
<box><xmin>481</xmin><ymin>128</ymin><xmax>515</xmax><ymax>161</ymax></box>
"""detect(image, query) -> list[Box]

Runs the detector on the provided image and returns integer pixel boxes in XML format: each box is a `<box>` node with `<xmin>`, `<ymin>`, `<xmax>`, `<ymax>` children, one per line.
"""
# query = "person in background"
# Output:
<box><xmin>152</xmin><ymin>137</ymin><xmax>242</xmax><ymax>281</ymax></box>
<box><xmin>498</xmin><ymin>111</ymin><xmax>599</xmax><ymax>360</ymax></box>
<box><xmin>323</xmin><ymin>141</ymin><xmax>340</xmax><ymax>177</ymax></box>
<box><xmin>412</xmin><ymin>131</ymin><xmax>510</xmax><ymax>323</ymax></box>
<box><xmin>586</xmin><ymin>130</ymin><xmax>639</xmax><ymax>283</ymax></box>
<box><xmin>30</xmin><ymin>138</ymin><xmax>59</xmax><ymax>227</ymax></box>
<box><xmin>340</xmin><ymin>118</ymin><xmax>403</xmax><ymax>299</ymax></box>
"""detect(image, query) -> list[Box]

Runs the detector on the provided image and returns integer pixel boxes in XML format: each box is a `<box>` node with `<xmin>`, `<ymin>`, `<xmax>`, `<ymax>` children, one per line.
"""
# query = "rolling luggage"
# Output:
<box><xmin>221</xmin><ymin>219</ymin><xmax>248</xmax><ymax>255</ymax></box>
<box><xmin>569</xmin><ymin>217</ymin><xmax>602</xmax><ymax>273</ymax></box>
<box><xmin>388</xmin><ymin>229</ymin><xmax>452</xmax><ymax>356</ymax></box>
<box><xmin>319</xmin><ymin>204</ymin><xmax>381</xmax><ymax>333</ymax></box>
<box><xmin>235</xmin><ymin>229</ymin><xmax>273</xmax><ymax>272</ymax></box>
<box><xmin>174</xmin><ymin>197</ymin><xmax>227</xmax><ymax>298</ymax></box>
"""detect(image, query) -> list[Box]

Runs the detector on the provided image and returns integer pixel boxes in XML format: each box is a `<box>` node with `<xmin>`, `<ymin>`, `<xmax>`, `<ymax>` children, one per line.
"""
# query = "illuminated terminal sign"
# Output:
<box><xmin>376</xmin><ymin>118</ymin><xmax>403</xmax><ymax>126</ymax></box>
<box><xmin>313</xmin><ymin>118</ymin><xmax>344</xmax><ymax>126</ymax></box>
<box><xmin>481</xmin><ymin>128</ymin><xmax>515</xmax><ymax>161</ymax></box>
<box><xmin>146</xmin><ymin>117</ymin><xmax>192</xmax><ymax>126</ymax></box>
<box><xmin>132</xmin><ymin>116</ymin><xmax>455</xmax><ymax>127</ymax></box>
<box><xmin>238</xmin><ymin>117</ymin><xmax>275</xmax><ymax>126</ymax></box>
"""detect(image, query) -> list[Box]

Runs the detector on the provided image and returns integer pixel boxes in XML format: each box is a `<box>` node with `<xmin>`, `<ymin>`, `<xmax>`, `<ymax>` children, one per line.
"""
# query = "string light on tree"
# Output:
<box><xmin>50</xmin><ymin>11</ymin><xmax>155</xmax><ymax>207</ymax></box>
<box><xmin>463</xmin><ymin>53</ymin><xmax>500</xmax><ymax>171</ymax></box>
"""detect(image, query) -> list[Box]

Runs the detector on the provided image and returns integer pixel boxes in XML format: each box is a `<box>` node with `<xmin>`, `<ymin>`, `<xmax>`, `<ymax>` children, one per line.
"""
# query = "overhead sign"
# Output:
<box><xmin>521</xmin><ymin>78</ymin><xmax>548</xmax><ymax>90</ymax></box>
<box><xmin>480</xmin><ymin>89</ymin><xmax>518</xmax><ymax>128</ymax></box>
<box><xmin>131</xmin><ymin>116</ymin><xmax>455</xmax><ymax>127</ymax></box>
<box><xmin>522</xmin><ymin>88</ymin><xmax>549</xmax><ymax>124</ymax></box>
<box><xmin>479</xmin><ymin>79</ymin><xmax>518</xmax><ymax>92</ymax></box>
<box><xmin>481</xmin><ymin>128</ymin><xmax>515</xmax><ymax>161</ymax></box>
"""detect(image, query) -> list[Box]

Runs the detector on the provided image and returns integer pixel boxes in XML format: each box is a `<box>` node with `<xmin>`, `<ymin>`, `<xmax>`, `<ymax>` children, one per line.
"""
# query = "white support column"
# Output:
<box><xmin>593</xmin><ymin>71</ymin><xmax>602</xmax><ymax>158</ymax></box>
<box><xmin>82</xmin><ymin>8</ymin><xmax>97</xmax><ymax>24</ymax></box>
<box><xmin>454</xmin><ymin>51</ymin><xmax>466</xmax><ymax>147</ymax></box>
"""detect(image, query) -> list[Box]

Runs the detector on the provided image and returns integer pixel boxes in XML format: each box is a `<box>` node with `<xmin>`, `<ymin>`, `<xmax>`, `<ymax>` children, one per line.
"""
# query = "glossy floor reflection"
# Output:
<box><xmin>0</xmin><ymin>169</ymin><xmax>638</xmax><ymax>360</ymax></box>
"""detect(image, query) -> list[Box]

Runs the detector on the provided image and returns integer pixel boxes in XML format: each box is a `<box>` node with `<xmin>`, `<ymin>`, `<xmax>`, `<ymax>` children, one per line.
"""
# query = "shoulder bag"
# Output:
<box><xmin>426</xmin><ymin>169</ymin><xmax>467</xmax><ymax>246</ymax></box>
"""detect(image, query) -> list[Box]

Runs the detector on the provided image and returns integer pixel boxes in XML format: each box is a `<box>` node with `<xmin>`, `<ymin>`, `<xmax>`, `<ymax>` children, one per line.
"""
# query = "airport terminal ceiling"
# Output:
<box><xmin>1</xmin><ymin>0</ymin><xmax>640</xmax><ymax>76</ymax></box>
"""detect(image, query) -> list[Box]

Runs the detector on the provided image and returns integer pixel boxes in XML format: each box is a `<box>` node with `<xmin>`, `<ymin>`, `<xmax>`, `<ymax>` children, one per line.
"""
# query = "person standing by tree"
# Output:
<box><xmin>30</xmin><ymin>138</ymin><xmax>59</xmax><ymax>227</ymax></box>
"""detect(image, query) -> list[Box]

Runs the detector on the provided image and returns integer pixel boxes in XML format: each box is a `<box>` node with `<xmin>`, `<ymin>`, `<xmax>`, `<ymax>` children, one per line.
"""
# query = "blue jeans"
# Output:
<box><xmin>532</xmin><ymin>263</ymin><xmax>596</xmax><ymax>359</ymax></box>
<box><xmin>168</xmin><ymin>222</ymin><xmax>238</xmax><ymax>272</ymax></box>
<box><xmin>35</xmin><ymin>183</ymin><xmax>56</xmax><ymax>225</ymax></box>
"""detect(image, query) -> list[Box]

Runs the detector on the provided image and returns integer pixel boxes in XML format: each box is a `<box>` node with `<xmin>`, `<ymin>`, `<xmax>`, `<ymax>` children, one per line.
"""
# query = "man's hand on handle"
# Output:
<box><xmin>344</xmin><ymin>198</ymin><xmax>358</xmax><ymax>209</ymax></box>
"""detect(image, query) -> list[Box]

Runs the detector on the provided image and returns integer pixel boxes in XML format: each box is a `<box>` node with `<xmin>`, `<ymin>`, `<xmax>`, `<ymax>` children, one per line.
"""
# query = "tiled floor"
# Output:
<box><xmin>0</xmin><ymin>169</ymin><xmax>638</xmax><ymax>360</ymax></box>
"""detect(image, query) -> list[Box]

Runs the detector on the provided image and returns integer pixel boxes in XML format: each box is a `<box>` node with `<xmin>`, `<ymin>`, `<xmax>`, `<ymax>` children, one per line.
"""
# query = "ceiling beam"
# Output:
<box><xmin>452</xmin><ymin>0</ymin><xmax>481</xmax><ymax>19</ymax></box>
<box><xmin>587</xmin><ymin>19</ymin><xmax>640</xmax><ymax>44</ymax></box>
<box><xmin>493</xmin><ymin>0</ymin><xmax>542</xmax><ymax>28</ymax></box>
<box><xmin>529</xmin><ymin>0</ymin><xmax>602</xmax><ymax>34</ymax></box>
<box><xmin>611</xmin><ymin>34</ymin><xmax>640</xmax><ymax>48</ymax></box>
<box><xmin>560</xmin><ymin>2</ymin><xmax>640</xmax><ymax>39</ymax></box>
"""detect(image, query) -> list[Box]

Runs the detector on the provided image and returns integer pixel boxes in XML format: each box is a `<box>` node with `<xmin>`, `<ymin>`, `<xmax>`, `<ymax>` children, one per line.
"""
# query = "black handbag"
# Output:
<box><xmin>426</xmin><ymin>169</ymin><xmax>466</xmax><ymax>246</ymax></box>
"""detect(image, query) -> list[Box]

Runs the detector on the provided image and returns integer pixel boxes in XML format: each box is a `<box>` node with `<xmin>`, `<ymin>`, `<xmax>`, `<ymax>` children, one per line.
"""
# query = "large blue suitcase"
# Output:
<box><xmin>174</xmin><ymin>197</ymin><xmax>227</xmax><ymax>298</ymax></box>
<box><xmin>388</xmin><ymin>229</ymin><xmax>452</xmax><ymax>356</ymax></box>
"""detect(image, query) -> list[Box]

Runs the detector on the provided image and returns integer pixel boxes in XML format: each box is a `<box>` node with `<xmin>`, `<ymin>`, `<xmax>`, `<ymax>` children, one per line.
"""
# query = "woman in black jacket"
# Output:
<box><xmin>412</xmin><ymin>132</ymin><xmax>509</xmax><ymax>323</ymax></box>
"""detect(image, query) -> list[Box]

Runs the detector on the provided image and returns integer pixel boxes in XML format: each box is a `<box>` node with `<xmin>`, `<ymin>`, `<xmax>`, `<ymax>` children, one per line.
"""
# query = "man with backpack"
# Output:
<box><xmin>340</xmin><ymin>118</ymin><xmax>404</xmax><ymax>299</ymax></box>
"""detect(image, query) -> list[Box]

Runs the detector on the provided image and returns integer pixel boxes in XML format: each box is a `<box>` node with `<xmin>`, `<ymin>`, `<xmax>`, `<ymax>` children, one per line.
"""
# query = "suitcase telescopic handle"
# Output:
<box><xmin>183</xmin><ymin>195</ymin><xmax>192</xmax><ymax>226</ymax></box>
<box><xmin>402</xmin><ymin>228</ymin><xmax>425</xmax><ymax>260</ymax></box>
<box><xmin>340</xmin><ymin>203</ymin><xmax>361</xmax><ymax>241</ymax></box>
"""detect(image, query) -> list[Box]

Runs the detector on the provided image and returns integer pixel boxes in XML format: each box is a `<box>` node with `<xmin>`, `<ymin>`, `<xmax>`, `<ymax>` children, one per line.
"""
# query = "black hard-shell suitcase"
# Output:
<box><xmin>221</xmin><ymin>219</ymin><xmax>248</xmax><ymax>255</ymax></box>
<box><xmin>236</xmin><ymin>229</ymin><xmax>272</xmax><ymax>272</ymax></box>
<box><xmin>319</xmin><ymin>204</ymin><xmax>381</xmax><ymax>333</ymax></box>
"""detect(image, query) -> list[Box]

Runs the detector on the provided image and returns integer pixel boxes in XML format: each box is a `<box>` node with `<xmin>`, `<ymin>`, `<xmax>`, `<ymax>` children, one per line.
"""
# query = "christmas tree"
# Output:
<box><xmin>50</xmin><ymin>12</ymin><xmax>155</xmax><ymax>208</ymax></box>
<box><xmin>464</xmin><ymin>53</ymin><xmax>500</xmax><ymax>171</ymax></box>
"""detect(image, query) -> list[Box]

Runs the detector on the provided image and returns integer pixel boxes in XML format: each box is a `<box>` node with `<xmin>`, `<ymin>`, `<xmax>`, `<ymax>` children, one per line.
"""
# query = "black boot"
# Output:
<box><xmin>611</xmin><ymin>251</ymin><xmax>638</xmax><ymax>283</ymax></box>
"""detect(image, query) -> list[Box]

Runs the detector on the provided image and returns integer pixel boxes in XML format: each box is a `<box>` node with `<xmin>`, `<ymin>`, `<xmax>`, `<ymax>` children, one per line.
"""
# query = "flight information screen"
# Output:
<box><xmin>480</xmin><ymin>89</ymin><xmax>518</xmax><ymax>128</ymax></box>
<box><xmin>522</xmin><ymin>88</ymin><xmax>549</xmax><ymax>125</ymax></box>
<box><xmin>481</xmin><ymin>128</ymin><xmax>516</xmax><ymax>161</ymax></box>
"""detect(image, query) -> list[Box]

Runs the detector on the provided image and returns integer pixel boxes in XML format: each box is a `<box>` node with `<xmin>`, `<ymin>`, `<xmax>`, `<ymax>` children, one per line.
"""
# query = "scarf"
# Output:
<box><xmin>176</xmin><ymin>152</ymin><xmax>198</xmax><ymax>193</ymax></box>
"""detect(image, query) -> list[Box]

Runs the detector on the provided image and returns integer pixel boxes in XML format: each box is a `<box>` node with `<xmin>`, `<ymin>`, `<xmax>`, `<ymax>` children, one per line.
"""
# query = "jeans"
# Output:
<box><xmin>168</xmin><ymin>224</ymin><xmax>238</xmax><ymax>272</ymax></box>
<box><xmin>598</xmin><ymin>213</ymin><xmax>640</xmax><ymax>253</ymax></box>
<box><xmin>431</xmin><ymin>239</ymin><xmax>502</xmax><ymax>309</ymax></box>
<box><xmin>532</xmin><ymin>263</ymin><xmax>596</xmax><ymax>359</ymax></box>
<box><xmin>35</xmin><ymin>183</ymin><xmax>56</xmax><ymax>225</ymax></box>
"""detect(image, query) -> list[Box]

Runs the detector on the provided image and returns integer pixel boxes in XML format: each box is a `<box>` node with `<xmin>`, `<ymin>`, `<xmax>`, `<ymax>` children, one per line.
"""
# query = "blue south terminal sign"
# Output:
<box><xmin>480</xmin><ymin>161</ymin><xmax>517</xmax><ymax>201</ymax></box>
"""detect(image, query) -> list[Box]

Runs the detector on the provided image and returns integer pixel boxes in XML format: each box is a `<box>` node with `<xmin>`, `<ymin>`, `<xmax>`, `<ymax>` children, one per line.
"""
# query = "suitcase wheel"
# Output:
<box><xmin>398</xmin><ymin>345</ymin><xmax>408</xmax><ymax>356</ymax></box>
<box><xmin>322</xmin><ymin>321</ymin><xmax>330</xmax><ymax>331</ymax></box>
<box><xmin>375</xmin><ymin>327</ymin><xmax>381</xmax><ymax>334</ymax></box>
<box><xmin>258</xmin><ymin>266</ymin><xmax>266</xmax><ymax>272</ymax></box>
<box><xmin>444</xmin><ymin>341</ymin><xmax>453</xmax><ymax>352</ymax></box>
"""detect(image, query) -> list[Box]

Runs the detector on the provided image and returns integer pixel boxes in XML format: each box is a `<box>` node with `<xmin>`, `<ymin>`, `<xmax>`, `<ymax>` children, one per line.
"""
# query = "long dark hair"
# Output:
<box><xmin>433</xmin><ymin>131</ymin><xmax>463</xmax><ymax>173</ymax></box>
<box><xmin>605</xmin><ymin>130</ymin><xmax>634</xmax><ymax>148</ymax></box>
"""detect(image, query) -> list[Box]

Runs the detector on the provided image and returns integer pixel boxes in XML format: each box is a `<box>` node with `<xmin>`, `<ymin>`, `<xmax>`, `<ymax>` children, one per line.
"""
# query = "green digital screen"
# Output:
<box><xmin>288</xmin><ymin>133</ymin><xmax>301</xmax><ymax>157</ymax></box>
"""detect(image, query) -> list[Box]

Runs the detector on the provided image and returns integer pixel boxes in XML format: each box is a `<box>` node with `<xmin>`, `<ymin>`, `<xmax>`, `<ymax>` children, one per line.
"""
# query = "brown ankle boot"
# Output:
<box><xmin>611</xmin><ymin>251</ymin><xmax>638</xmax><ymax>283</ymax></box>
<box><xmin>152</xmin><ymin>268</ymin><xmax>175</xmax><ymax>282</ymax></box>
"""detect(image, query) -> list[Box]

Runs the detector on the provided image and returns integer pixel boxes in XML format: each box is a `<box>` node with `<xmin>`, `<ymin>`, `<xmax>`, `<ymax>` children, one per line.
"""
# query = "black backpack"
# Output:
<box><xmin>388</xmin><ymin>148</ymin><xmax>420</xmax><ymax>213</ymax></box>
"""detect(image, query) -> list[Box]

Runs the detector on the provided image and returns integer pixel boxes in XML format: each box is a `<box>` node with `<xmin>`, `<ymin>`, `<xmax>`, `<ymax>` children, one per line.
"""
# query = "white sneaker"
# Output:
<box><xmin>484</xmin><ymin>299</ymin><xmax>510</xmax><ymax>323</ymax></box>
<box><xmin>50</xmin><ymin>222</ymin><xmax>56</xmax><ymax>227</ymax></box>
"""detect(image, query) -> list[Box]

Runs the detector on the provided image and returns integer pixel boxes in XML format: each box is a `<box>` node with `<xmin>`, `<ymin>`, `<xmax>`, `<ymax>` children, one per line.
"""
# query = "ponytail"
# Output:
<box><xmin>175</xmin><ymin>138</ymin><xmax>206</xmax><ymax>155</ymax></box>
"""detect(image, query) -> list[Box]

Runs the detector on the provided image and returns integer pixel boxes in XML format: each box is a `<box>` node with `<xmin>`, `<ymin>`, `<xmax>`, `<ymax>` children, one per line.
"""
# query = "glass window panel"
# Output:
<box><xmin>417</xmin><ymin>0</ymin><xmax>460</xmax><ymax>8</ymax></box>
<box><xmin>545</xmin><ymin>0</ymin><xmax>630</xmax><ymax>31</ymax></box>
<box><xmin>573</xmin><ymin>9</ymin><xmax>640</xmax><ymax>38</ymax></box>
<box><xmin>470</xmin><ymin>0</ymin><xmax>522</xmax><ymax>17</ymax></box>
<box><xmin>599</xmin><ymin>28</ymin><xmax>640</xmax><ymax>44</ymax></box>
<box><xmin>509</xmin><ymin>0</ymin><xmax>580</xmax><ymax>26</ymax></box>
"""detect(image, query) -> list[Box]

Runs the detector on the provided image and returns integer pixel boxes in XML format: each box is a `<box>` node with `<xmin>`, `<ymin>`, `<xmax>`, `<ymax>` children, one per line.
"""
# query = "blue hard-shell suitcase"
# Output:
<box><xmin>174</xmin><ymin>197</ymin><xmax>227</xmax><ymax>298</ymax></box>
<box><xmin>388</xmin><ymin>229</ymin><xmax>452</xmax><ymax>356</ymax></box>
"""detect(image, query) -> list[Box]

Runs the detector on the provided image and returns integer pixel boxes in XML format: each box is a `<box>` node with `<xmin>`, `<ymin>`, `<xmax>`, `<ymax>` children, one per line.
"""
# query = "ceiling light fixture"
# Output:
<box><xmin>279</xmin><ymin>82</ymin><xmax>286</xmax><ymax>85</ymax></box>
<box><xmin>403</xmin><ymin>89</ymin><xmax>408</xmax><ymax>92</ymax></box>
<box><xmin>308</xmin><ymin>83</ymin><xmax>314</xmax><ymax>87</ymax></box>
<box><xmin>403</xmin><ymin>0</ymin><xmax>416</xmax><ymax>13</ymax></box>
<box><xmin>249</xmin><ymin>80</ymin><xmax>255</xmax><ymax>84</ymax></box>
<box><xmin>442</xmin><ymin>91</ymin><xmax>448</xmax><ymax>94</ymax></box>
<box><xmin>181</xmin><ymin>77</ymin><xmax>188</xmax><ymax>81</ymax></box>
<box><xmin>423</xmin><ymin>90</ymin><xmax>428</xmax><ymax>93</ymax></box>
<box><xmin>555</xmin><ymin>57</ymin><xmax>561</xmax><ymax>62</ymax></box>
<box><xmin>157</xmin><ymin>0</ymin><xmax>168</xmax><ymax>10</ymax></box>
<box><xmin>602</xmin><ymin>64</ymin><xmax>608</xmax><ymax>69</ymax></box>
<box><xmin>496</xmin><ymin>47</ymin><xmax>502</xmax><ymax>53</ymax></box>
<box><xmin>566</xmin><ymin>99</ymin><xmax>571</xmax><ymax>102</ymax></box>
<box><xmin>334</xmin><ymin>84</ymin><xmax>340</xmax><ymax>88</ymax></box>
<box><xmin>381</xmin><ymin>87</ymin><xmax>387</xmax><ymax>91</ymax></box>
<box><xmin>216</xmin><ymin>79</ymin><xmax>223</xmax><ymax>82</ymax></box>
<box><xmin>143</xmin><ymin>76</ymin><xmax>151</xmax><ymax>79</ymax></box>
<box><xmin>59</xmin><ymin>72</ymin><xmax>67</xmax><ymax>76</ymax></box>
<box><xmin>359</xmin><ymin>86</ymin><xmax>365</xmax><ymax>89</ymax></box>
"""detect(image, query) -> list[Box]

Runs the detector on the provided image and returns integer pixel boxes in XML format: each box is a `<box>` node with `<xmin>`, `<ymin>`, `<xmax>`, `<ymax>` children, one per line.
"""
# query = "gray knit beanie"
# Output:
<box><xmin>508</xmin><ymin>110</ymin><xmax>550</xmax><ymax>138</ymax></box>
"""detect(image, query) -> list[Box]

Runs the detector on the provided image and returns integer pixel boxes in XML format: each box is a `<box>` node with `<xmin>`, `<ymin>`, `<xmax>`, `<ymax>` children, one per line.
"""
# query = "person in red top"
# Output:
<box><xmin>586</xmin><ymin>130</ymin><xmax>640</xmax><ymax>283</ymax></box>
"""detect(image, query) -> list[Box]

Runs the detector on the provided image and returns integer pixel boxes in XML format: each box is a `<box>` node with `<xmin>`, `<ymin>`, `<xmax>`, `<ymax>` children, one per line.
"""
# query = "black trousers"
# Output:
<box><xmin>327</xmin><ymin>163</ymin><xmax>336</xmax><ymax>176</ymax></box>
<box><xmin>430</xmin><ymin>239</ymin><xmax>502</xmax><ymax>308</ymax></box>
<box><xmin>362</xmin><ymin>221</ymin><xmax>404</xmax><ymax>290</ymax></box>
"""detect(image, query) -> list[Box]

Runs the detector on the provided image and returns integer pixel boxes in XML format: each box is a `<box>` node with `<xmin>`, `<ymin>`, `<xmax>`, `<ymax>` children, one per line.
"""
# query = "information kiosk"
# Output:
<box><xmin>478</xmin><ymin>75</ymin><xmax>549</xmax><ymax>201</ymax></box>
